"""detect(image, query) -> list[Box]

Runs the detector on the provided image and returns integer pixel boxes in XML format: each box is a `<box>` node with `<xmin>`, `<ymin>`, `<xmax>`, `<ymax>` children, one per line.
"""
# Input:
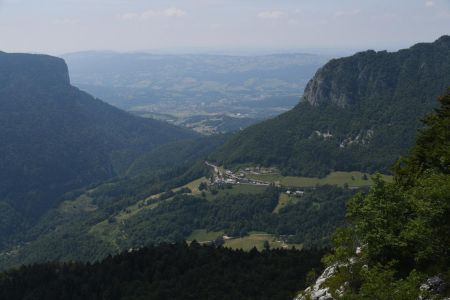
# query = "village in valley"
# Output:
<box><xmin>204</xmin><ymin>161</ymin><xmax>306</xmax><ymax>197</ymax></box>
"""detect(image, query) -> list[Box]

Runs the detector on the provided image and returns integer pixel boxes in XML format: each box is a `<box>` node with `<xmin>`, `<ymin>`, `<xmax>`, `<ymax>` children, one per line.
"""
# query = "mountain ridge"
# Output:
<box><xmin>210</xmin><ymin>36</ymin><xmax>450</xmax><ymax>176</ymax></box>
<box><xmin>301</xmin><ymin>35</ymin><xmax>450</xmax><ymax>108</ymax></box>
<box><xmin>0</xmin><ymin>52</ymin><xmax>70</xmax><ymax>88</ymax></box>
<box><xmin>0</xmin><ymin>51</ymin><xmax>197</xmax><ymax>221</ymax></box>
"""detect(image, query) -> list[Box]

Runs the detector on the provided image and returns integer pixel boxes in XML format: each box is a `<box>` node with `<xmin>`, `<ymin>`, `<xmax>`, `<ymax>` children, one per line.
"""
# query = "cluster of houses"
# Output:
<box><xmin>211</xmin><ymin>173</ymin><xmax>269</xmax><ymax>186</ymax></box>
<box><xmin>243</xmin><ymin>166</ymin><xmax>279</xmax><ymax>175</ymax></box>
<box><xmin>285</xmin><ymin>190</ymin><xmax>305</xmax><ymax>197</ymax></box>
<box><xmin>206</xmin><ymin>162</ymin><xmax>270</xmax><ymax>187</ymax></box>
<box><xmin>206</xmin><ymin>162</ymin><xmax>307</xmax><ymax>193</ymax></box>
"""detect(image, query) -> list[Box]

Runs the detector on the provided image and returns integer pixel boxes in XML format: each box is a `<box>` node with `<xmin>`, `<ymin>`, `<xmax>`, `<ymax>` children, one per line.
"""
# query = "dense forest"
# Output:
<box><xmin>0</xmin><ymin>243</ymin><xmax>325</xmax><ymax>300</ymax></box>
<box><xmin>300</xmin><ymin>91</ymin><xmax>450</xmax><ymax>299</ymax></box>
<box><xmin>211</xmin><ymin>36</ymin><xmax>450</xmax><ymax>177</ymax></box>
<box><xmin>123</xmin><ymin>185</ymin><xmax>355</xmax><ymax>248</ymax></box>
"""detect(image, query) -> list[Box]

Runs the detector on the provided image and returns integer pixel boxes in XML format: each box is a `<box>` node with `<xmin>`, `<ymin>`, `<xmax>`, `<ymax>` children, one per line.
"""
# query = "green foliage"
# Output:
<box><xmin>355</xmin><ymin>267</ymin><xmax>423</xmax><ymax>300</ymax></box>
<box><xmin>276</xmin><ymin>185</ymin><xmax>356</xmax><ymax>248</ymax></box>
<box><xmin>0</xmin><ymin>243</ymin><xmax>325</xmax><ymax>300</ymax></box>
<box><xmin>211</xmin><ymin>36</ymin><xmax>450</xmax><ymax>177</ymax></box>
<box><xmin>323</xmin><ymin>90</ymin><xmax>450</xmax><ymax>298</ymax></box>
<box><xmin>347</xmin><ymin>178</ymin><xmax>412</xmax><ymax>266</ymax></box>
<box><xmin>395</xmin><ymin>92</ymin><xmax>450</xmax><ymax>185</ymax></box>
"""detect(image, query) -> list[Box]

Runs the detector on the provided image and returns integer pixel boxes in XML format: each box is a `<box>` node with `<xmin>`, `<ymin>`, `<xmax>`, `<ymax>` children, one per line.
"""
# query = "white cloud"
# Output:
<box><xmin>334</xmin><ymin>9</ymin><xmax>361</xmax><ymax>17</ymax></box>
<box><xmin>257</xmin><ymin>10</ymin><xmax>283</xmax><ymax>19</ymax></box>
<box><xmin>162</xmin><ymin>7</ymin><xmax>187</xmax><ymax>17</ymax></box>
<box><xmin>119</xmin><ymin>7</ymin><xmax>187</xmax><ymax>21</ymax></box>
<box><xmin>425</xmin><ymin>0</ymin><xmax>435</xmax><ymax>7</ymax></box>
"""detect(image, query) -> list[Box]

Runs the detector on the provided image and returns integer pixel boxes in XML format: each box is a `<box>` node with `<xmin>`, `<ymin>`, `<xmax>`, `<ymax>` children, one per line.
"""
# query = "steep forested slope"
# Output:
<box><xmin>211</xmin><ymin>36</ymin><xmax>450</xmax><ymax>177</ymax></box>
<box><xmin>299</xmin><ymin>91</ymin><xmax>450</xmax><ymax>299</ymax></box>
<box><xmin>0</xmin><ymin>52</ymin><xmax>196</xmax><ymax>221</ymax></box>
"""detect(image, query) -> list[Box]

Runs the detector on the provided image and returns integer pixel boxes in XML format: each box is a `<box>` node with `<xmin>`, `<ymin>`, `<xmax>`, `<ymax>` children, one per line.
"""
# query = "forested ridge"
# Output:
<box><xmin>123</xmin><ymin>185</ymin><xmax>355</xmax><ymax>249</ymax></box>
<box><xmin>0</xmin><ymin>177</ymin><xmax>354</xmax><ymax>270</ymax></box>
<box><xmin>0</xmin><ymin>243</ymin><xmax>325</xmax><ymax>300</ymax></box>
<box><xmin>211</xmin><ymin>36</ymin><xmax>450</xmax><ymax>177</ymax></box>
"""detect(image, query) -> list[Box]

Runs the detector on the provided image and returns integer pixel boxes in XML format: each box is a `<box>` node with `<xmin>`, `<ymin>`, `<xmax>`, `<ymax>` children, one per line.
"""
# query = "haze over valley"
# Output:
<box><xmin>63</xmin><ymin>52</ymin><xmax>330</xmax><ymax>134</ymax></box>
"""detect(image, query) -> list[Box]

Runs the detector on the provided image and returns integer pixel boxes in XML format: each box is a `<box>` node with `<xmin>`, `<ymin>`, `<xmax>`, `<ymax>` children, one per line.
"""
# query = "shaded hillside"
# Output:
<box><xmin>211</xmin><ymin>36</ymin><xmax>450</xmax><ymax>176</ymax></box>
<box><xmin>0</xmin><ymin>52</ymin><xmax>196</xmax><ymax>220</ymax></box>
<box><xmin>126</xmin><ymin>134</ymin><xmax>230</xmax><ymax>177</ymax></box>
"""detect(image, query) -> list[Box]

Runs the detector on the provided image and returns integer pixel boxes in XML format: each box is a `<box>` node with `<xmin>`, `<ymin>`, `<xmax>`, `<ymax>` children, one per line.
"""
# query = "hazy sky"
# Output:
<box><xmin>0</xmin><ymin>0</ymin><xmax>449</xmax><ymax>55</ymax></box>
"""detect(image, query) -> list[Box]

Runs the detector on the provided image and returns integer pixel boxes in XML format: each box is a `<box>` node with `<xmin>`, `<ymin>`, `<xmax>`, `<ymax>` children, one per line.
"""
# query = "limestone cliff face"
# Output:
<box><xmin>300</xmin><ymin>51</ymin><xmax>379</xmax><ymax>108</ymax></box>
<box><xmin>301</xmin><ymin>35</ymin><xmax>450</xmax><ymax>108</ymax></box>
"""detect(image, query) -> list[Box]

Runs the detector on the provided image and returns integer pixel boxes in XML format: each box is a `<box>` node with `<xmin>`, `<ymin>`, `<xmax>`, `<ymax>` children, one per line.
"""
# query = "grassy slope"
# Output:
<box><xmin>247</xmin><ymin>171</ymin><xmax>392</xmax><ymax>188</ymax></box>
<box><xmin>273</xmin><ymin>193</ymin><xmax>300</xmax><ymax>213</ymax></box>
<box><xmin>187</xmin><ymin>230</ymin><xmax>303</xmax><ymax>251</ymax></box>
<box><xmin>224</xmin><ymin>232</ymin><xmax>303</xmax><ymax>251</ymax></box>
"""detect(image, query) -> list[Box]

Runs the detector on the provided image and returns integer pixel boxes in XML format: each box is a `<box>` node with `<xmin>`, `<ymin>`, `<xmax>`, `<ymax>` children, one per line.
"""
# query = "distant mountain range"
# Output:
<box><xmin>0</xmin><ymin>52</ymin><xmax>196</xmax><ymax>226</ymax></box>
<box><xmin>211</xmin><ymin>36</ymin><xmax>450</xmax><ymax>176</ymax></box>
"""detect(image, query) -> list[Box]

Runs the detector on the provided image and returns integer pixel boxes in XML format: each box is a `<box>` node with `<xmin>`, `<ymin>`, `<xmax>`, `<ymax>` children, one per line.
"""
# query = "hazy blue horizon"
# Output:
<box><xmin>0</xmin><ymin>0</ymin><xmax>449</xmax><ymax>55</ymax></box>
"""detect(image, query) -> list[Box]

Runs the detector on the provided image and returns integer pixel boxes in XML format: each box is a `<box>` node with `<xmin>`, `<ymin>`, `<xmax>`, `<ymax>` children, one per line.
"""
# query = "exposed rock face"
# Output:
<box><xmin>420</xmin><ymin>276</ymin><xmax>448</xmax><ymax>299</ymax></box>
<box><xmin>300</xmin><ymin>50</ymin><xmax>382</xmax><ymax>108</ymax></box>
<box><xmin>296</xmin><ymin>267</ymin><xmax>450</xmax><ymax>300</ymax></box>
<box><xmin>301</xmin><ymin>35</ymin><xmax>450</xmax><ymax>108</ymax></box>
<box><xmin>295</xmin><ymin>265</ymin><xmax>337</xmax><ymax>300</ymax></box>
